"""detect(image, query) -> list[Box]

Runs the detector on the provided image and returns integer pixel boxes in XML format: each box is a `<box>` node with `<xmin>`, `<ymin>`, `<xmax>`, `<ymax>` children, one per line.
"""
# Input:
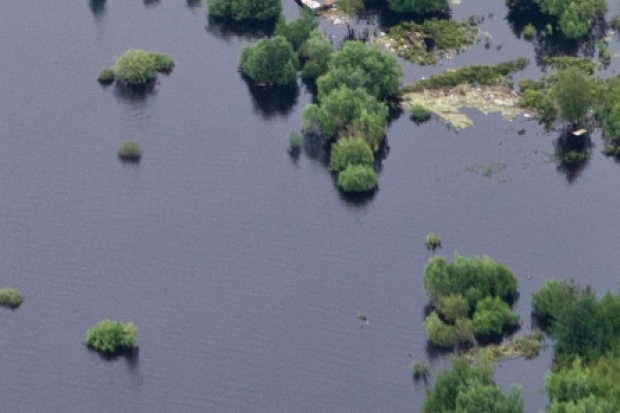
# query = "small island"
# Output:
<box><xmin>85</xmin><ymin>319</ymin><xmax>138</xmax><ymax>354</ymax></box>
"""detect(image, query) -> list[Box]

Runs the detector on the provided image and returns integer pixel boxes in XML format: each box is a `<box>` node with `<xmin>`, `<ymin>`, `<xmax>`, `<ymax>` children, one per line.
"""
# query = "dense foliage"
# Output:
<box><xmin>553</xmin><ymin>67</ymin><xmax>597</xmax><ymax>124</ymax></box>
<box><xmin>205</xmin><ymin>0</ymin><xmax>281</xmax><ymax>21</ymax></box>
<box><xmin>473</xmin><ymin>296</ymin><xmax>520</xmax><ymax>336</ymax></box>
<box><xmin>602</xmin><ymin>75</ymin><xmax>620</xmax><ymax>149</ymax></box>
<box><xmin>422</xmin><ymin>356</ymin><xmax>524</xmax><ymax>413</ymax></box>
<box><xmin>337</xmin><ymin>164</ymin><xmax>378</xmax><ymax>192</ymax></box>
<box><xmin>239</xmin><ymin>36</ymin><xmax>298</xmax><ymax>86</ymax></box>
<box><xmin>274</xmin><ymin>8</ymin><xmax>316</xmax><ymax>52</ymax></box>
<box><xmin>113</xmin><ymin>50</ymin><xmax>175</xmax><ymax>86</ymax></box>
<box><xmin>302</xmin><ymin>86</ymin><xmax>388</xmax><ymax>147</ymax></box>
<box><xmin>423</xmin><ymin>311</ymin><xmax>474</xmax><ymax>348</ymax></box>
<box><xmin>436</xmin><ymin>294</ymin><xmax>469</xmax><ymax>322</ymax></box>
<box><xmin>532</xmin><ymin>279</ymin><xmax>579</xmax><ymax>320</ymax></box>
<box><xmin>423</xmin><ymin>254</ymin><xmax>518</xmax><ymax>302</ymax></box>
<box><xmin>317</xmin><ymin>41</ymin><xmax>402</xmax><ymax>101</ymax></box>
<box><xmin>300</xmin><ymin>30</ymin><xmax>333</xmax><ymax>80</ymax></box>
<box><xmin>329</xmin><ymin>138</ymin><xmax>374</xmax><ymax>172</ymax></box>
<box><xmin>537</xmin><ymin>0</ymin><xmax>607</xmax><ymax>39</ymax></box>
<box><xmin>0</xmin><ymin>288</ymin><xmax>24</xmax><ymax>309</ymax></box>
<box><xmin>85</xmin><ymin>319</ymin><xmax>138</xmax><ymax>353</ymax></box>
<box><xmin>388</xmin><ymin>0</ymin><xmax>449</xmax><ymax>14</ymax></box>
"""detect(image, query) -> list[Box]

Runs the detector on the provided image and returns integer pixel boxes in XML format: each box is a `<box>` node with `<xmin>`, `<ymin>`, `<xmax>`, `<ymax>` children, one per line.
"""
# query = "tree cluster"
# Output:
<box><xmin>85</xmin><ymin>319</ymin><xmax>138</xmax><ymax>354</ymax></box>
<box><xmin>422</xmin><ymin>254</ymin><xmax>519</xmax><ymax>347</ymax></box>
<box><xmin>99</xmin><ymin>49</ymin><xmax>175</xmax><ymax>87</ymax></box>
<box><xmin>388</xmin><ymin>0</ymin><xmax>449</xmax><ymax>15</ymax></box>
<box><xmin>205</xmin><ymin>0</ymin><xmax>281</xmax><ymax>22</ymax></box>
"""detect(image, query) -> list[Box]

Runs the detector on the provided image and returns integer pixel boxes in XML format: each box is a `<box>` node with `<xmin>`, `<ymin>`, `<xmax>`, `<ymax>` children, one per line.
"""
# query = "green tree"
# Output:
<box><xmin>85</xmin><ymin>319</ymin><xmax>138</xmax><ymax>353</ymax></box>
<box><xmin>530</xmin><ymin>0</ymin><xmax>607</xmax><ymax>39</ymax></box>
<box><xmin>553</xmin><ymin>67</ymin><xmax>597</xmax><ymax>125</ymax></box>
<box><xmin>388</xmin><ymin>0</ymin><xmax>449</xmax><ymax>14</ymax></box>
<box><xmin>205</xmin><ymin>0</ymin><xmax>281</xmax><ymax>21</ymax></box>
<box><xmin>275</xmin><ymin>8</ymin><xmax>317</xmax><ymax>51</ymax></box>
<box><xmin>532</xmin><ymin>279</ymin><xmax>578</xmax><ymax>320</ymax></box>
<box><xmin>473</xmin><ymin>296</ymin><xmax>519</xmax><ymax>336</ymax></box>
<box><xmin>437</xmin><ymin>294</ymin><xmax>470</xmax><ymax>322</ymax></box>
<box><xmin>300</xmin><ymin>30</ymin><xmax>333</xmax><ymax>80</ymax></box>
<box><xmin>0</xmin><ymin>288</ymin><xmax>24</xmax><ymax>309</ymax></box>
<box><xmin>302</xmin><ymin>86</ymin><xmax>388</xmax><ymax>143</ymax></box>
<box><xmin>240</xmin><ymin>36</ymin><xmax>299</xmax><ymax>86</ymax></box>
<box><xmin>329</xmin><ymin>138</ymin><xmax>374</xmax><ymax>172</ymax></box>
<box><xmin>318</xmin><ymin>41</ymin><xmax>402</xmax><ymax>100</ymax></box>
<box><xmin>602</xmin><ymin>75</ymin><xmax>620</xmax><ymax>146</ymax></box>
<box><xmin>114</xmin><ymin>50</ymin><xmax>158</xmax><ymax>86</ymax></box>
<box><xmin>456</xmin><ymin>381</ymin><xmax>524</xmax><ymax>413</ymax></box>
<box><xmin>546</xmin><ymin>359</ymin><xmax>593</xmax><ymax>404</ymax></box>
<box><xmin>424</xmin><ymin>311</ymin><xmax>457</xmax><ymax>347</ymax></box>
<box><xmin>337</xmin><ymin>164</ymin><xmax>378</xmax><ymax>192</ymax></box>
<box><xmin>549</xmin><ymin>395</ymin><xmax>614</xmax><ymax>413</ymax></box>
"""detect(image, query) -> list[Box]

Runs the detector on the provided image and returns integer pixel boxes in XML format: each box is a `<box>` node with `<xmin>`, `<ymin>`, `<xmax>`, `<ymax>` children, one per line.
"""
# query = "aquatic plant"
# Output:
<box><xmin>357</xmin><ymin>312</ymin><xmax>368</xmax><ymax>321</ymax></box>
<box><xmin>113</xmin><ymin>49</ymin><xmax>175</xmax><ymax>86</ymax></box>
<box><xmin>424</xmin><ymin>233</ymin><xmax>441</xmax><ymax>251</ymax></box>
<box><xmin>205</xmin><ymin>0</ymin><xmax>281</xmax><ymax>21</ymax></box>
<box><xmin>118</xmin><ymin>140</ymin><xmax>142</xmax><ymax>161</ymax></box>
<box><xmin>329</xmin><ymin>138</ymin><xmax>374</xmax><ymax>172</ymax></box>
<box><xmin>239</xmin><ymin>36</ymin><xmax>298</xmax><ymax>86</ymax></box>
<box><xmin>424</xmin><ymin>312</ymin><xmax>474</xmax><ymax>348</ymax></box>
<box><xmin>288</xmin><ymin>131</ymin><xmax>302</xmax><ymax>152</ymax></box>
<box><xmin>473</xmin><ymin>296</ymin><xmax>520</xmax><ymax>336</ymax></box>
<box><xmin>300</xmin><ymin>30</ymin><xmax>333</xmax><ymax>80</ymax></box>
<box><xmin>0</xmin><ymin>288</ymin><xmax>24</xmax><ymax>309</ymax></box>
<box><xmin>97</xmin><ymin>67</ymin><xmax>115</xmax><ymax>84</ymax></box>
<box><xmin>388</xmin><ymin>0</ymin><xmax>449</xmax><ymax>14</ymax></box>
<box><xmin>523</xmin><ymin>23</ymin><xmax>535</xmax><ymax>40</ymax></box>
<box><xmin>412</xmin><ymin>361</ymin><xmax>429</xmax><ymax>379</ymax></box>
<box><xmin>337</xmin><ymin>164</ymin><xmax>378</xmax><ymax>193</ymax></box>
<box><xmin>436</xmin><ymin>294</ymin><xmax>469</xmax><ymax>322</ymax></box>
<box><xmin>85</xmin><ymin>319</ymin><xmax>138</xmax><ymax>354</ymax></box>
<box><xmin>275</xmin><ymin>7</ymin><xmax>316</xmax><ymax>52</ymax></box>
<box><xmin>410</xmin><ymin>105</ymin><xmax>432</xmax><ymax>122</ymax></box>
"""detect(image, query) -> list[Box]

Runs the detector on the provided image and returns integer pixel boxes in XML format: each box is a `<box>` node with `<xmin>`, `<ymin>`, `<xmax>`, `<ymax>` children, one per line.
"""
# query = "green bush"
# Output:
<box><xmin>205</xmin><ymin>0</ymin><xmax>281</xmax><ymax>21</ymax></box>
<box><xmin>288</xmin><ymin>131</ymin><xmax>302</xmax><ymax>152</ymax></box>
<box><xmin>329</xmin><ymin>138</ymin><xmax>374</xmax><ymax>172</ymax></box>
<box><xmin>118</xmin><ymin>140</ymin><xmax>142</xmax><ymax>161</ymax></box>
<box><xmin>85</xmin><ymin>319</ymin><xmax>138</xmax><ymax>353</ymax></box>
<box><xmin>423</xmin><ymin>254</ymin><xmax>518</xmax><ymax>302</ymax></box>
<box><xmin>436</xmin><ymin>294</ymin><xmax>469</xmax><ymax>322</ymax></box>
<box><xmin>0</xmin><ymin>288</ymin><xmax>24</xmax><ymax>309</ymax></box>
<box><xmin>473</xmin><ymin>296</ymin><xmax>519</xmax><ymax>336</ymax></box>
<box><xmin>413</xmin><ymin>361</ymin><xmax>429</xmax><ymax>379</ymax></box>
<box><xmin>410</xmin><ymin>105</ymin><xmax>432</xmax><ymax>122</ymax></box>
<box><xmin>275</xmin><ymin>7</ymin><xmax>316</xmax><ymax>52</ymax></box>
<box><xmin>523</xmin><ymin>24</ymin><xmax>536</xmax><ymax>40</ymax></box>
<box><xmin>388</xmin><ymin>0</ymin><xmax>449</xmax><ymax>14</ymax></box>
<box><xmin>532</xmin><ymin>279</ymin><xmax>577</xmax><ymax>320</ymax></box>
<box><xmin>97</xmin><ymin>67</ymin><xmax>115</xmax><ymax>84</ymax></box>
<box><xmin>424</xmin><ymin>233</ymin><xmax>441</xmax><ymax>251</ymax></box>
<box><xmin>301</xmin><ymin>30</ymin><xmax>333</xmax><ymax>80</ymax></box>
<box><xmin>424</xmin><ymin>311</ymin><xmax>457</xmax><ymax>347</ymax></box>
<box><xmin>239</xmin><ymin>36</ymin><xmax>298</xmax><ymax>86</ymax></box>
<box><xmin>522</xmin><ymin>89</ymin><xmax>543</xmax><ymax>108</ymax></box>
<box><xmin>150</xmin><ymin>52</ymin><xmax>175</xmax><ymax>73</ymax></box>
<box><xmin>337</xmin><ymin>164</ymin><xmax>378</xmax><ymax>193</ymax></box>
<box><xmin>113</xmin><ymin>50</ymin><xmax>175</xmax><ymax>86</ymax></box>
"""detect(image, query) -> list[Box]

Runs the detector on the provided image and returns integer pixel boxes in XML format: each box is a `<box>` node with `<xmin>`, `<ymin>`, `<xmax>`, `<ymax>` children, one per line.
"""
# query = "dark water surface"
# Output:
<box><xmin>1</xmin><ymin>1</ymin><xmax>620</xmax><ymax>412</ymax></box>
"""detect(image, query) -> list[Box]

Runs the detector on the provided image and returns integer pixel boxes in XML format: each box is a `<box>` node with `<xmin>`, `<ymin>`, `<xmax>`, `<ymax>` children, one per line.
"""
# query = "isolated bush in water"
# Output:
<box><xmin>423</xmin><ymin>254</ymin><xmax>518</xmax><ymax>302</ymax></box>
<box><xmin>337</xmin><ymin>164</ymin><xmax>378</xmax><ymax>192</ymax></box>
<box><xmin>97</xmin><ymin>67</ymin><xmax>115</xmax><ymax>84</ymax></box>
<box><xmin>113</xmin><ymin>49</ymin><xmax>175</xmax><ymax>86</ymax></box>
<box><xmin>239</xmin><ymin>36</ymin><xmax>298</xmax><ymax>86</ymax></box>
<box><xmin>0</xmin><ymin>288</ymin><xmax>24</xmax><ymax>309</ymax></box>
<box><xmin>205</xmin><ymin>0</ymin><xmax>281</xmax><ymax>21</ymax></box>
<box><xmin>275</xmin><ymin>7</ymin><xmax>316</xmax><ymax>52</ymax></box>
<box><xmin>118</xmin><ymin>140</ymin><xmax>142</xmax><ymax>161</ymax></box>
<box><xmin>85</xmin><ymin>319</ymin><xmax>138</xmax><ymax>354</ymax></box>
<box><xmin>473</xmin><ymin>296</ymin><xmax>520</xmax><ymax>336</ymax></box>
<box><xmin>329</xmin><ymin>138</ymin><xmax>374</xmax><ymax>172</ymax></box>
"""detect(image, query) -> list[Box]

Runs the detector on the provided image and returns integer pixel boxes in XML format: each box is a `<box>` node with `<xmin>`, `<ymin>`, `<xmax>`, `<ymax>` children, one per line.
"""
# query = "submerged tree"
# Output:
<box><xmin>274</xmin><ymin>7</ymin><xmax>316</xmax><ymax>52</ymax></box>
<box><xmin>553</xmin><ymin>67</ymin><xmax>598</xmax><ymax>125</ymax></box>
<box><xmin>205</xmin><ymin>0</ymin><xmax>281</xmax><ymax>21</ymax></box>
<box><xmin>239</xmin><ymin>36</ymin><xmax>298</xmax><ymax>86</ymax></box>
<box><xmin>300</xmin><ymin>30</ymin><xmax>333</xmax><ymax>80</ymax></box>
<box><xmin>388</xmin><ymin>0</ymin><xmax>449</xmax><ymax>14</ymax></box>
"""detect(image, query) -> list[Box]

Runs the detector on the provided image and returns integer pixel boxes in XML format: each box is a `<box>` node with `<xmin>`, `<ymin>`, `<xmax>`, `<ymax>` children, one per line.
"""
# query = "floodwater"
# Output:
<box><xmin>0</xmin><ymin>0</ymin><xmax>619</xmax><ymax>412</ymax></box>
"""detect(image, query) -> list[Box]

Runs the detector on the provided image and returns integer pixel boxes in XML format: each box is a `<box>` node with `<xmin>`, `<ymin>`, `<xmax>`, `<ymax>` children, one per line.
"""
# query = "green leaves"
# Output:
<box><xmin>112</xmin><ymin>49</ymin><xmax>175</xmax><ymax>86</ymax></box>
<box><xmin>85</xmin><ymin>319</ymin><xmax>138</xmax><ymax>354</ymax></box>
<box><xmin>337</xmin><ymin>164</ymin><xmax>378</xmax><ymax>192</ymax></box>
<box><xmin>239</xmin><ymin>36</ymin><xmax>298</xmax><ymax>86</ymax></box>
<box><xmin>472</xmin><ymin>297</ymin><xmax>520</xmax><ymax>336</ymax></box>
<box><xmin>329</xmin><ymin>138</ymin><xmax>374</xmax><ymax>172</ymax></box>
<box><xmin>388</xmin><ymin>0</ymin><xmax>449</xmax><ymax>14</ymax></box>
<box><xmin>205</xmin><ymin>0</ymin><xmax>281</xmax><ymax>21</ymax></box>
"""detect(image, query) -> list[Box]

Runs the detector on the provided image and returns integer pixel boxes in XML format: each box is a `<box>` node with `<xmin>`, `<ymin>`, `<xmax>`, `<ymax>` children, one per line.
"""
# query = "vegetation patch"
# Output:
<box><xmin>464</xmin><ymin>331</ymin><xmax>545</xmax><ymax>361</ymax></box>
<box><xmin>0</xmin><ymin>288</ymin><xmax>24</xmax><ymax>309</ymax></box>
<box><xmin>380</xmin><ymin>19</ymin><xmax>478</xmax><ymax>65</ymax></box>
<box><xmin>412</xmin><ymin>361</ymin><xmax>430</xmax><ymax>380</ymax></box>
<box><xmin>105</xmin><ymin>49</ymin><xmax>175</xmax><ymax>86</ymax></box>
<box><xmin>205</xmin><ymin>0</ymin><xmax>281</xmax><ymax>22</ymax></box>
<box><xmin>97</xmin><ymin>67</ymin><xmax>115</xmax><ymax>84</ymax></box>
<box><xmin>410</xmin><ymin>104</ymin><xmax>432</xmax><ymax>122</ymax></box>
<box><xmin>288</xmin><ymin>131</ymin><xmax>302</xmax><ymax>153</ymax></box>
<box><xmin>402</xmin><ymin>85</ymin><xmax>532</xmax><ymax>130</ymax></box>
<box><xmin>425</xmin><ymin>233</ymin><xmax>442</xmax><ymax>251</ymax></box>
<box><xmin>337</xmin><ymin>164</ymin><xmax>378</xmax><ymax>193</ymax></box>
<box><xmin>85</xmin><ymin>319</ymin><xmax>138</xmax><ymax>354</ymax></box>
<box><xmin>118</xmin><ymin>140</ymin><xmax>142</xmax><ymax>162</ymax></box>
<box><xmin>239</xmin><ymin>36</ymin><xmax>298</xmax><ymax>86</ymax></box>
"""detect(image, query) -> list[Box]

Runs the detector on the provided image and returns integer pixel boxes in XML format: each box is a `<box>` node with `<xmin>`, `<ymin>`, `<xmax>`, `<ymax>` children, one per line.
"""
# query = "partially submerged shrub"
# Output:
<box><xmin>97</xmin><ymin>67</ymin><xmax>115</xmax><ymax>84</ymax></box>
<box><xmin>473</xmin><ymin>296</ymin><xmax>519</xmax><ymax>336</ymax></box>
<box><xmin>523</xmin><ymin>24</ymin><xmax>535</xmax><ymax>40</ymax></box>
<box><xmin>205</xmin><ymin>0</ymin><xmax>281</xmax><ymax>21</ymax></box>
<box><xmin>424</xmin><ymin>233</ymin><xmax>442</xmax><ymax>251</ymax></box>
<box><xmin>239</xmin><ymin>36</ymin><xmax>298</xmax><ymax>86</ymax></box>
<box><xmin>113</xmin><ymin>49</ymin><xmax>175</xmax><ymax>86</ymax></box>
<box><xmin>424</xmin><ymin>312</ymin><xmax>474</xmax><ymax>347</ymax></box>
<box><xmin>532</xmin><ymin>279</ymin><xmax>578</xmax><ymax>320</ymax></box>
<box><xmin>329</xmin><ymin>138</ymin><xmax>374</xmax><ymax>172</ymax></box>
<box><xmin>337</xmin><ymin>164</ymin><xmax>378</xmax><ymax>193</ymax></box>
<box><xmin>288</xmin><ymin>131</ymin><xmax>302</xmax><ymax>152</ymax></box>
<box><xmin>118</xmin><ymin>140</ymin><xmax>142</xmax><ymax>161</ymax></box>
<box><xmin>85</xmin><ymin>319</ymin><xmax>138</xmax><ymax>354</ymax></box>
<box><xmin>410</xmin><ymin>105</ymin><xmax>432</xmax><ymax>122</ymax></box>
<box><xmin>413</xmin><ymin>361</ymin><xmax>430</xmax><ymax>379</ymax></box>
<box><xmin>0</xmin><ymin>288</ymin><xmax>24</xmax><ymax>309</ymax></box>
<box><xmin>437</xmin><ymin>294</ymin><xmax>469</xmax><ymax>322</ymax></box>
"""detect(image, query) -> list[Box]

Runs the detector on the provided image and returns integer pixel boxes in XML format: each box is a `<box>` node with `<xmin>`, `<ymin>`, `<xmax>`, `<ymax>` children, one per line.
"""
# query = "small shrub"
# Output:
<box><xmin>424</xmin><ymin>311</ymin><xmax>457</xmax><ymax>347</ymax></box>
<box><xmin>413</xmin><ymin>361</ymin><xmax>430</xmax><ymax>379</ymax></box>
<box><xmin>97</xmin><ymin>67</ymin><xmax>115</xmax><ymax>84</ymax></box>
<box><xmin>473</xmin><ymin>296</ymin><xmax>519</xmax><ymax>336</ymax></box>
<box><xmin>532</xmin><ymin>279</ymin><xmax>577</xmax><ymax>320</ymax></box>
<box><xmin>522</xmin><ymin>89</ymin><xmax>543</xmax><ymax>108</ymax></box>
<box><xmin>85</xmin><ymin>319</ymin><xmax>138</xmax><ymax>354</ymax></box>
<box><xmin>150</xmin><ymin>52</ymin><xmax>175</xmax><ymax>73</ymax></box>
<box><xmin>114</xmin><ymin>50</ymin><xmax>157</xmax><ymax>86</ymax></box>
<box><xmin>424</xmin><ymin>233</ymin><xmax>442</xmax><ymax>251</ymax></box>
<box><xmin>453</xmin><ymin>317</ymin><xmax>475</xmax><ymax>345</ymax></box>
<box><xmin>337</xmin><ymin>164</ymin><xmax>378</xmax><ymax>193</ymax></box>
<box><xmin>436</xmin><ymin>294</ymin><xmax>469</xmax><ymax>322</ymax></box>
<box><xmin>330</xmin><ymin>138</ymin><xmax>375</xmax><ymax>172</ymax></box>
<box><xmin>0</xmin><ymin>288</ymin><xmax>24</xmax><ymax>309</ymax></box>
<box><xmin>410</xmin><ymin>105</ymin><xmax>432</xmax><ymax>122</ymax></box>
<box><xmin>118</xmin><ymin>140</ymin><xmax>142</xmax><ymax>161</ymax></box>
<box><xmin>288</xmin><ymin>131</ymin><xmax>302</xmax><ymax>152</ymax></box>
<box><xmin>612</xmin><ymin>15</ymin><xmax>620</xmax><ymax>32</ymax></box>
<box><xmin>523</xmin><ymin>24</ymin><xmax>535</xmax><ymax>40</ymax></box>
<box><xmin>357</xmin><ymin>312</ymin><xmax>368</xmax><ymax>321</ymax></box>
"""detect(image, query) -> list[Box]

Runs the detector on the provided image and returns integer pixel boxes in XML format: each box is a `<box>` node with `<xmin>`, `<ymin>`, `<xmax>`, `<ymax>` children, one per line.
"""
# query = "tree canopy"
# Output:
<box><xmin>274</xmin><ymin>7</ymin><xmax>317</xmax><ymax>51</ymax></box>
<box><xmin>206</xmin><ymin>0</ymin><xmax>281</xmax><ymax>21</ymax></box>
<box><xmin>388</xmin><ymin>0</ymin><xmax>449</xmax><ymax>14</ymax></box>
<box><xmin>300</xmin><ymin>30</ymin><xmax>333</xmax><ymax>80</ymax></box>
<box><xmin>239</xmin><ymin>36</ymin><xmax>298</xmax><ymax>86</ymax></box>
<box><xmin>317</xmin><ymin>41</ymin><xmax>402</xmax><ymax>101</ymax></box>
<box><xmin>329</xmin><ymin>138</ymin><xmax>374</xmax><ymax>172</ymax></box>
<box><xmin>553</xmin><ymin>67</ymin><xmax>598</xmax><ymax>125</ymax></box>
<box><xmin>337</xmin><ymin>164</ymin><xmax>378</xmax><ymax>192</ymax></box>
<box><xmin>602</xmin><ymin>75</ymin><xmax>620</xmax><ymax>146</ymax></box>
